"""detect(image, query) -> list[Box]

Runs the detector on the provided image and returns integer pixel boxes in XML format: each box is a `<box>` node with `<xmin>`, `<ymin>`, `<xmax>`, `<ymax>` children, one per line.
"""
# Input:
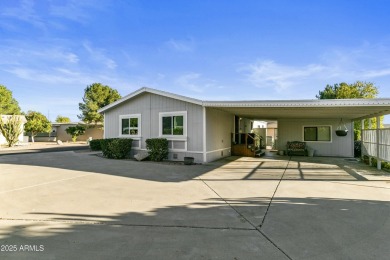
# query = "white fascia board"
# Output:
<box><xmin>98</xmin><ymin>87</ymin><xmax>203</xmax><ymax>113</ymax></box>
<box><xmin>203</xmin><ymin>98</ymin><xmax>390</xmax><ymax>108</ymax></box>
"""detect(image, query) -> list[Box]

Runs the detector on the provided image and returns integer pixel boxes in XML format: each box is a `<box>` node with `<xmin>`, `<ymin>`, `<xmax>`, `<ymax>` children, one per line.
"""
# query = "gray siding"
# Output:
<box><xmin>104</xmin><ymin>92</ymin><xmax>204</xmax><ymax>162</ymax></box>
<box><xmin>105</xmin><ymin>93</ymin><xmax>151</xmax><ymax>142</ymax></box>
<box><xmin>205</xmin><ymin>108</ymin><xmax>234</xmax><ymax>161</ymax></box>
<box><xmin>278</xmin><ymin>119</ymin><xmax>354</xmax><ymax>157</ymax></box>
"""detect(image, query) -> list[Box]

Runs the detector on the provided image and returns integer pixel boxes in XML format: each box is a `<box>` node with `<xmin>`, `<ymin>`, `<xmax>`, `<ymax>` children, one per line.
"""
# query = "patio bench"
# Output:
<box><xmin>287</xmin><ymin>141</ymin><xmax>307</xmax><ymax>156</ymax></box>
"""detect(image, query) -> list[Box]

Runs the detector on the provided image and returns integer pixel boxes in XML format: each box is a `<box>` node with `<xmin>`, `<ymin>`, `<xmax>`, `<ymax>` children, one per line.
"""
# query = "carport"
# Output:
<box><xmin>205</xmin><ymin>98</ymin><xmax>390</xmax><ymax>166</ymax></box>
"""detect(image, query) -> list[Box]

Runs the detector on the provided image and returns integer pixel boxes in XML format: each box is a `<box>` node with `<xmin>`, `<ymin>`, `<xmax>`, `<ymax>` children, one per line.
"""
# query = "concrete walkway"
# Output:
<box><xmin>0</xmin><ymin>152</ymin><xmax>389</xmax><ymax>259</ymax></box>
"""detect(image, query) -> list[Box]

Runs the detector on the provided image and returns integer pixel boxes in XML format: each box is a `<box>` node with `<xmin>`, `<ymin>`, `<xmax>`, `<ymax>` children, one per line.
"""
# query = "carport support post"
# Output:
<box><xmin>361</xmin><ymin>119</ymin><xmax>364</xmax><ymax>160</ymax></box>
<box><xmin>376</xmin><ymin>116</ymin><xmax>381</xmax><ymax>170</ymax></box>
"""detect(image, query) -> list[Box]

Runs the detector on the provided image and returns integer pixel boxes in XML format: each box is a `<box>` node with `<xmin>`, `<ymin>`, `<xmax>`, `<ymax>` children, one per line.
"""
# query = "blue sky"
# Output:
<box><xmin>1</xmin><ymin>0</ymin><xmax>390</xmax><ymax>123</ymax></box>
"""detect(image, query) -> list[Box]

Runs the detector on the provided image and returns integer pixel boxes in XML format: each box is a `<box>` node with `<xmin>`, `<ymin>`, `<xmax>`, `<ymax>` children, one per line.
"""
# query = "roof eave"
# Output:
<box><xmin>203</xmin><ymin>98</ymin><xmax>390</xmax><ymax>108</ymax></box>
<box><xmin>98</xmin><ymin>87</ymin><xmax>203</xmax><ymax>113</ymax></box>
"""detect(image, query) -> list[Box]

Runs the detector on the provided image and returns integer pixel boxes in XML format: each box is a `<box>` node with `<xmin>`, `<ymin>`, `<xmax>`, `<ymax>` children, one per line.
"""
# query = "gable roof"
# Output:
<box><xmin>98</xmin><ymin>87</ymin><xmax>390</xmax><ymax>120</ymax></box>
<box><xmin>98</xmin><ymin>87</ymin><xmax>203</xmax><ymax>113</ymax></box>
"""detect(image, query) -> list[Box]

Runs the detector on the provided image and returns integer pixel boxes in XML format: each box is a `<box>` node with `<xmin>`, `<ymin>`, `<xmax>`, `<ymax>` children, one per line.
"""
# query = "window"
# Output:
<box><xmin>304</xmin><ymin>126</ymin><xmax>331</xmax><ymax>142</ymax></box>
<box><xmin>120</xmin><ymin>114</ymin><xmax>141</xmax><ymax>137</ymax></box>
<box><xmin>159</xmin><ymin>112</ymin><xmax>186</xmax><ymax>137</ymax></box>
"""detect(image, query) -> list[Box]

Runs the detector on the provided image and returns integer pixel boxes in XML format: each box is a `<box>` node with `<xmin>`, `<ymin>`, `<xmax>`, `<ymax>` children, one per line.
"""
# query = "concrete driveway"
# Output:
<box><xmin>0</xmin><ymin>151</ymin><xmax>389</xmax><ymax>260</ymax></box>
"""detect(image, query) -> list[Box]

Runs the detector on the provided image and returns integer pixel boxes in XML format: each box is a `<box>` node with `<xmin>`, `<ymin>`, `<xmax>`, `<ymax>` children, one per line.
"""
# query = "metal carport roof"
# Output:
<box><xmin>203</xmin><ymin>99</ymin><xmax>390</xmax><ymax>120</ymax></box>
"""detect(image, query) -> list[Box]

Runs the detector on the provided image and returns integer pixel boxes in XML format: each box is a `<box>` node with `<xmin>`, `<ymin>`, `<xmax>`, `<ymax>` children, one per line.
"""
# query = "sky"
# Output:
<box><xmin>1</xmin><ymin>0</ymin><xmax>390</xmax><ymax>123</ymax></box>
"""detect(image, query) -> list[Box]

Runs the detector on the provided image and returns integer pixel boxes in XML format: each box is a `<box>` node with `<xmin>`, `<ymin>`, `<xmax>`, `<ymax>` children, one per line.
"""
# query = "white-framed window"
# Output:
<box><xmin>119</xmin><ymin>114</ymin><xmax>141</xmax><ymax>137</ymax></box>
<box><xmin>303</xmin><ymin>126</ymin><xmax>332</xmax><ymax>142</ymax></box>
<box><xmin>159</xmin><ymin>111</ymin><xmax>187</xmax><ymax>139</ymax></box>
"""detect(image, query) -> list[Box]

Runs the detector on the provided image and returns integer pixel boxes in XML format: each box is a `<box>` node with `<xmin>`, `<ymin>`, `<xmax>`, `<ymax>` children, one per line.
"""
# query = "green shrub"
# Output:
<box><xmin>354</xmin><ymin>140</ymin><xmax>361</xmax><ymax>158</ymax></box>
<box><xmin>363</xmin><ymin>156</ymin><xmax>390</xmax><ymax>172</ymax></box>
<box><xmin>0</xmin><ymin>115</ymin><xmax>23</xmax><ymax>147</ymax></box>
<box><xmin>146</xmin><ymin>138</ymin><xmax>169</xmax><ymax>161</ymax></box>
<box><xmin>65</xmin><ymin>125</ymin><xmax>86</xmax><ymax>142</ymax></box>
<box><xmin>362</xmin><ymin>155</ymin><xmax>369</xmax><ymax>164</ymax></box>
<box><xmin>101</xmin><ymin>138</ymin><xmax>133</xmax><ymax>159</ymax></box>
<box><xmin>383</xmin><ymin>162</ymin><xmax>390</xmax><ymax>172</ymax></box>
<box><xmin>89</xmin><ymin>139</ymin><xmax>102</xmax><ymax>151</ymax></box>
<box><xmin>371</xmin><ymin>157</ymin><xmax>377</xmax><ymax>167</ymax></box>
<box><xmin>372</xmin><ymin>159</ymin><xmax>390</xmax><ymax>171</ymax></box>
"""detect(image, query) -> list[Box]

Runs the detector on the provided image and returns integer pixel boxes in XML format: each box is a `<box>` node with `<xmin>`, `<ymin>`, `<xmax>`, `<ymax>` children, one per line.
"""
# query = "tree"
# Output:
<box><xmin>55</xmin><ymin>115</ymin><xmax>71</xmax><ymax>123</ymax></box>
<box><xmin>24</xmin><ymin>111</ymin><xmax>51</xmax><ymax>142</ymax></box>
<box><xmin>78</xmin><ymin>83</ymin><xmax>121</xmax><ymax>124</ymax></box>
<box><xmin>0</xmin><ymin>115</ymin><xmax>23</xmax><ymax>147</ymax></box>
<box><xmin>0</xmin><ymin>85</ymin><xmax>21</xmax><ymax>114</ymax></box>
<box><xmin>317</xmin><ymin>81</ymin><xmax>382</xmax><ymax>140</ymax></box>
<box><xmin>65</xmin><ymin>125</ymin><xmax>86</xmax><ymax>142</ymax></box>
<box><xmin>316</xmin><ymin>81</ymin><xmax>378</xmax><ymax>99</ymax></box>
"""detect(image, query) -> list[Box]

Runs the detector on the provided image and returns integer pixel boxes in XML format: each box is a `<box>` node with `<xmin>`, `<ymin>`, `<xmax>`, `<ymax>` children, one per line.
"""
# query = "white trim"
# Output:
<box><xmin>159</xmin><ymin>111</ymin><xmax>187</xmax><ymax>138</ymax></box>
<box><xmin>206</xmin><ymin>147</ymin><xmax>231</xmax><ymax>154</ymax></box>
<box><xmin>98</xmin><ymin>87</ymin><xmax>203</xmax><ymax>113</ymax></box>
<box><xmin>127</xmin><ymin>137</ymin><xmax>141</xmax><ymax>149</ymax></box>
<box><xmin>203</xmin><ymin>107</ymin><xmax>207</xmax><ymax>162</ymax></box>
<box><xmin>185</xmin><ymin>151</ymin><xmax>203</xmax><ymax>154</ymax></box>
<box><xmin>132</xmin><ymin>148</ymin><xmax>146</xmax><ymax>151</ymax></box>
<box><xmin>103</xmin><ymin>113</ymin><xmax>106</xmax><ymax>139</ymax></box>
<box><xmin>168</xmin><ymin>139</ymin><xmax>187</xmax><ymax>151</ymax></box>
<box><xmin>169</xmin><ymin>149</ymin><xmax>189</xmax><ymax>152</ymax></box>
<box><xmin>302</xmin><ymin>125</ymin><xmax>332</xmax><ymax>143</ymax></box>
<box><xmin>119</xmin><ymin>114</ymin><xmax>142</xmax><ymax>138</ymax></box>
<box><xmin>203</xmin><ymin>98</ymin><xmax>390</xmax><ymax>108</ymax></box>
<box><xmin>133</xmin><ymin>148</ymin><xmax>203</xmax><ymax>154</ymax></box>
<box><xmin>163</xmin><ymin>137</ymin><xmax>188</xmax><ymax>141</ymax></box>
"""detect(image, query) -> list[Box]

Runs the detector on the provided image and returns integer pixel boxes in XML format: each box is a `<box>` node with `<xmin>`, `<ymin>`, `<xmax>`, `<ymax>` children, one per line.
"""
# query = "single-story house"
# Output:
<box><xmin>52</xmin><ymin>122</ymin><xmax>103</xmax><ymax>142</ymax></box>
<box><xmin>0</xmin><ymin>115</ymin><xmax>27</xmax><ymax>145</ymax></box>
<box><xmin>98</xmin><ymin>87</ymin><xmax>390</xmax><ymax>163</ymax></box>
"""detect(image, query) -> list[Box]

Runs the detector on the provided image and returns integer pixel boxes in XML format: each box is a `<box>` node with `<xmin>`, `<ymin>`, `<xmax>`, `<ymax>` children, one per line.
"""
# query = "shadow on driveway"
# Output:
<box><xmin>0</xmin><ymin>152</ymin><xmax>372</xmax><ymax>183</ymax></box>
<box><xmin>1</xmin><ymin>153</ymin><xmax>389</xmax><ymax>259</ymax></box>
<box><xmin>1</xmin><ymin>196</ymin><xmax>389</xmax><ymax>259</ymax></box>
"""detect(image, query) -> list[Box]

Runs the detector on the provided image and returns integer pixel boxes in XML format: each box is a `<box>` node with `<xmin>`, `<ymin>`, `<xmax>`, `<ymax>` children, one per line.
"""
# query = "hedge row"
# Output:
<box><xmin>90</xmin><ymin>138</ymin><xmax>133</xmax><ymax>159</ymax></box>
<box><xmin>362</xmin><ymin>155</ymin><xmax>390</xmax><ymax>171</ymax></box>
<box><xmin>89</xmin><ymin>139</ymin><xmax>102</xmax><ymax>151</ymax></box>
<box><xmin>145</xmin><ymin>138</ymin><xmax>168</xmax><ymax>162</ymax></box>
<box><xmin>90</xmin><ymin>138</ymin><xmax>168</xmax><ymax>161</ymax></box>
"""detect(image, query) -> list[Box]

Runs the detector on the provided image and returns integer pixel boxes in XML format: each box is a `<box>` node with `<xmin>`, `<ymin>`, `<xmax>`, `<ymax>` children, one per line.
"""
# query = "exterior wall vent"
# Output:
<box><xmin>173</xmin><ymin>153</ymin><xmax>178</xmax><ymax>159</ymax></box>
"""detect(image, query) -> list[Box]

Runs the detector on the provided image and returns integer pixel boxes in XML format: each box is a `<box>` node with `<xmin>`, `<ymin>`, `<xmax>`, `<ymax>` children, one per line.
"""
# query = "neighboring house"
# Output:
<box><xmin>98</xmin><ymin>87</ymin><xmax>390</xmax><ymax>163</ymax></box>
<box><xmin>32</xmin><ymin>123</ymin><xmax>103</xmax><ymax>142</ymax></box>
<box><xmin>0</xmin><ymin>115</ymin><xmax>27</xmax><ymax>145</ymax></box>
<box><xmin>52</xmin><ymin>122</ymin><xmax>104</xmax><ymax>142</ymax></box>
